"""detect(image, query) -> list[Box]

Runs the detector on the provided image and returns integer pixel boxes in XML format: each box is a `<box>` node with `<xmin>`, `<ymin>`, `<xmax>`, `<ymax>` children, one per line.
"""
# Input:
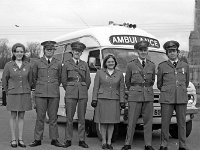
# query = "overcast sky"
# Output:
<box><xmin>0</xmin><ymin>0</ymin><xmax>195</xmax><ymax>50</ymax></box>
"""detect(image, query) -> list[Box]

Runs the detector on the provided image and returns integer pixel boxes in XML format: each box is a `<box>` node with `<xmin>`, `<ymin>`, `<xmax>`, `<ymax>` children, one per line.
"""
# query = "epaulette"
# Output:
<box><xmin>158</xmin><ymin>60</ymin><xmax>168</xmax><ymax>66</ymax></box>
<box><xmin>146</xmin><ymin>59</ymin><xmax>154</xmax><ymax>64</ymax></box>
<box><xmin>128</xmin><ymin>58</ymin><xmax>137</xmax><ymax>63</ymax></box>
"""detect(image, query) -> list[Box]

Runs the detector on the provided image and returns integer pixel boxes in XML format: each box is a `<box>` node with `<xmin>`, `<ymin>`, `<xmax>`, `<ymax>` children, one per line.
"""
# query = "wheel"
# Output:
<box><xmin>169</xmin><ymin>120</ymin><xmax>192</xmax><ymax>139</ymax></box>
<box><xmin>85</xmin><ymin>120</ymin><xmax>97</xmax><ymax>137</ymax></box>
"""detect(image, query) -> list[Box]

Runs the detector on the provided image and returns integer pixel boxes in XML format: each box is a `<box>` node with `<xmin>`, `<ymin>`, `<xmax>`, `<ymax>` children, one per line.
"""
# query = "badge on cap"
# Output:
<box><xmin>71</xmin><ymin>41</ymin><xmax>86</xmax><ymax>52</ymax></box>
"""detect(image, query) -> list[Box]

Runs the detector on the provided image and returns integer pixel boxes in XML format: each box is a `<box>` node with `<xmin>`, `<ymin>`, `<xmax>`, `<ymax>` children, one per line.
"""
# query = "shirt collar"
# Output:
<box><xmin>45</xmin><ymin>56</ymin><xmax>52</xmax><ymax>62</ymax></box>
<box><xmin>169</xmin><ymin>58</ymin><xmax>178</xmax><ymax>64</ymax></box>
<box><xmin>73</xmin><ymin>58</ymin><xmax>79</xmax><ymax>63</ymax></box>
<box><xmin>138</xmin><ymin>57</ymin><xmax>146</xmax><ymax>64</ymax></box>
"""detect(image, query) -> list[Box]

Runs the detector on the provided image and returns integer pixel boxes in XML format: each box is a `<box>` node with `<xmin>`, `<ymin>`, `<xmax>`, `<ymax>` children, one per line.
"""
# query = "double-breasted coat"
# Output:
<box><xmin>157</xmin><ymin>60</ymin><xmax>189</xmax><ymax>148</ymax></box>
<box><xmin>61</xmin><ymin>58</ymin><xmax>91</xmax><ymax>141</ymax></box>
<box><xmin>124</xmin><ymin>58</ymin><xmax>155</xmax><ymax>146</ymax></box>
<box><xmin>32</xmin><ymin>56</ymin><xmax>62</xmax><ymax>140</ymax></box>
<box><xmin>2</xmin><ymin>60</ymin><xmax>33</xmax><ymax>111</ymax></box>
<box><xmin>92</xmin><ymin>68</ymin><xmax>125</xmax><ymax>123</ymax></box>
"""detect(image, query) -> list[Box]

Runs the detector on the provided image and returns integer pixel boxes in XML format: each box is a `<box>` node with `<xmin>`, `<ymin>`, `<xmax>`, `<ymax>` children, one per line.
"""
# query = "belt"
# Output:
<box><xmin>130</xmin><ymin>82</ymin><xmax>152</xmax><ymax>87</ymax></box>
<box><xmin>67</xmin><ymin>77</ymin><xmax>84</xmax><ymax>82</ymax></box>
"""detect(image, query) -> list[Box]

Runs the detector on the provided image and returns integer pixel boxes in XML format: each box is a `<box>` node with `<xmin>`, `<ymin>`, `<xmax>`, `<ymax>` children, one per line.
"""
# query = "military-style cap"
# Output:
<box><xmin>163</xmin><ymin>40</ymin><xmax>179</xmax><ymax>50</ymax></box>
<box><xmin>41</xmin><ymin>40</ymin><xmax>56</xmax><ymax>49</ymax></box>
<box><xmin>134</xmin><ymin>41</ymin><xmax>150</xmax><ymax>50</ymax></box>
<box><xmin>71</xmin><ymin>41</ymin><xmax>86</xmax><ymax>52</ymax></box>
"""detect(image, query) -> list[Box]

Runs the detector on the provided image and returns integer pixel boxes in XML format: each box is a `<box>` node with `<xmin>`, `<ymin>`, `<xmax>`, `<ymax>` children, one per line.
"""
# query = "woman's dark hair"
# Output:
<box><xmin>103</xmin><ymin>54</ymin><xmax>117</xmax><ymax>69</ymax></box>
<box><xmin>11</xmin><ymin>43</ymin><xmax>26</xmax><ymax>61</ymax></box>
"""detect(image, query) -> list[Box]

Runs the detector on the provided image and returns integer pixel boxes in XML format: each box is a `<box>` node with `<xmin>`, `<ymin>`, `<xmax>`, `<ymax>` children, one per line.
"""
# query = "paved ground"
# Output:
<box><xmin>0</xmin><ymin>95</ymin><xmax>200</xmax><ymax>150</ymax></box>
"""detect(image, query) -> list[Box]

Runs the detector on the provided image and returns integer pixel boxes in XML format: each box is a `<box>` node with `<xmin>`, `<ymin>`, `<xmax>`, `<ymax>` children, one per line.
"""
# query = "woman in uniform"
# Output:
<box><xmin>2</xmin><ymin>43</ymin><xmax>32</xmax><ymax>148</ymax></box>
<box><xmin>91</xmin><ymin>54</ymin><xmax>125</xmax><ymax>149</ymax></box>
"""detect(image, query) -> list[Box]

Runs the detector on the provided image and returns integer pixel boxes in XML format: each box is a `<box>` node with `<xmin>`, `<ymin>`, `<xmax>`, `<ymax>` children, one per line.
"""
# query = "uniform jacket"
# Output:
<box><xmin>125</xmin><ymin>59</ymin><xmax>155</xmax><ymax>102</ymax></box>
<box><xmin>157</xmin><ymin>60</ymin><xmax>189</xmax><ymax>104</ymax></box>
<box><xmin>61</xmin><ymin>58</ymin><xmax>91</xmax><ymax>99</ymax></box>
<box><xmin>92</xmin><ymin>68</ymin><xmax>125</xmax><ymax>102</ymax></box>
<box><xmin>32</xmin><ymin>57</ymin><xmax>62</xmax><ymax>97</ymax></box>
<box><xmin>2</xmin><ymin>60</ymin><xmax>32</xmax><ymax>94</ymax></box>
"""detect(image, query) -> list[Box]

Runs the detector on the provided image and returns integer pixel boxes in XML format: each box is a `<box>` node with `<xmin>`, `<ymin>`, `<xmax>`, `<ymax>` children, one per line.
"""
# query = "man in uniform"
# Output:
<box><xmin>157</xmin><ymin>41</ymin><xmax>189</xmax><ymax>150</ymax></box>
<box><xmin>62</xmin><ymin>41</ymin><xmax>91</xmax><ymax>148</ymax></box>
<box><xmin>121</xmin><ymin>41</ymin><xmax>156</xmax><ymax>150</ymax></box>
<box><xmin>29</xmin><ymin>41</ymin><xmax>63</xmax><ymax>147</ymax></box>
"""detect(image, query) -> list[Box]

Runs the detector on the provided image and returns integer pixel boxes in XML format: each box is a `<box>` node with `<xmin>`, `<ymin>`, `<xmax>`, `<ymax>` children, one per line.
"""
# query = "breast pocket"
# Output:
<box><xmin>66</xmin><ymin>66</ymin><xmax>75</xmax><ymax>77</ymax></box>
<box><xmin>146</xmin><ymin>70</ymin><xmax>153</xmax><ymax>80</ymax></box>
<box><xmin>38</xmin><ymin>66</ymin><xmax>47</xmax><ymax>77</ymax></box>
<box><xmin>177</xmin><ymin>68</ymin><xmax>186</xmax><ymax>82</ymax></box>
<box><xmin>131</xmin><ymin>70</ymin><xmax>141</xmax><ymax>81</ymax></box>
<box><xmin>51</xmin><ymin>66</ymin><xmax>59</xmax><ymax>77</ymax></box>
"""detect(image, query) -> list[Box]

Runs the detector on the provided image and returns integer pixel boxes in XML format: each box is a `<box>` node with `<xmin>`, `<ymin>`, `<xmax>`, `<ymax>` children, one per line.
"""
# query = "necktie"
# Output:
<box><xmin>142</xmin><ymin>60</ymin><xmax>145</xmax><ymax>68</ymax></box>
<box><xmin>173</xmin><ymin>62</ymin><xmax>177</xmax><ymax>68</ymax></box>
<box><xmin>48</xmin><ymin>59</ymin><xmax>50</xmax><ymax>64</ymax></box>
<box><xmin>76</xmin><ymin>60</ymin><xmax>79</xmax><ymax>65</ymax></box>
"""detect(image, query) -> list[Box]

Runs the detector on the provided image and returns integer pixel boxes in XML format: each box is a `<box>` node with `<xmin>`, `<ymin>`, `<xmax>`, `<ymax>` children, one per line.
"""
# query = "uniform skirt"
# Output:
<box><xmin>94</xmin><ymin>98</ymin><xmax>120</xmax><ymax>124</ymax></box>
<box><xmin>6</xmin><ymin>94</ymin><xmax>32</xmax><ymax>111</ymax></box>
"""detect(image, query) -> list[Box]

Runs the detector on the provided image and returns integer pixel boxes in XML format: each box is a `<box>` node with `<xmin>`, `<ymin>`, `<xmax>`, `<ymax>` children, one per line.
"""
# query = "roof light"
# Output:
<box><xmin>109</xmin><ymin>21</ymin><xmax>136</xmax><ymax>29</ymax></box>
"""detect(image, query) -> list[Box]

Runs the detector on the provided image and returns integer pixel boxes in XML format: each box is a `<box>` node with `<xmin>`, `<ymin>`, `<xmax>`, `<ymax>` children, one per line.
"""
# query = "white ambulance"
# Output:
<box><xmin>53</xmin><ymin>22</ymin><xmax>198</xmax><ymax>139</ymax></box>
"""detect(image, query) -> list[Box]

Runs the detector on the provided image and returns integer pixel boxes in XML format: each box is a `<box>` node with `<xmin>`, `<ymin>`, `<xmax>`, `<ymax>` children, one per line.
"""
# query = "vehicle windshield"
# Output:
<box><xmin>102</xmin><ymin>48</ymin><xmax>168</xmax><ymax>72</ymax></box>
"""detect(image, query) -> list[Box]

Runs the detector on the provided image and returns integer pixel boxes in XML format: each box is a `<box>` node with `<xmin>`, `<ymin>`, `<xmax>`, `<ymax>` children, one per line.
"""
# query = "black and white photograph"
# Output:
<box><xmin>0</xmin><ymin>0</ymin><xmax>200</xmax><ymax>150</ymax></box>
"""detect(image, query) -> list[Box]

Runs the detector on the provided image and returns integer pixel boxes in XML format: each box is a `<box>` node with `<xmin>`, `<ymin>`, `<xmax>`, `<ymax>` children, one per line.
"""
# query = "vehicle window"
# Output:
<box><xmin>88</xmin><ymin>50</ymin><xmax>100</xmax><ymax>72</ymax></box>
<box><xmin>102</xmin><ymin>48</ymin><xmax>168</xmax><ymax>72</ymax></box>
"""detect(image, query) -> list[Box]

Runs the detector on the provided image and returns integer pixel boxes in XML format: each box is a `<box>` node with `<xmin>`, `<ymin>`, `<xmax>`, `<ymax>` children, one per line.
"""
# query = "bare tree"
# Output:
<box><xmin>26</xmin><ymin>42</ymin><xmax>41</xmax><ymax>58</ymax></box>
<box><xmin>0</xmin><ymin>39</ymin><xmax>11</xmax><ymax>69</ymax></box>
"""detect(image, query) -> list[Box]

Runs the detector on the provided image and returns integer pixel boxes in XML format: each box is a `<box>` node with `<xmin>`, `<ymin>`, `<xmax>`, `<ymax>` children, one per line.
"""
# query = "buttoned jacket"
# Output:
<box><xmin>32</xmin><ymin>57</ymin><xmax>62</xmax><ymax>97</ymax></box>
<box><xmin>92</xmin><ymin>68</ymin><xmax>125</xmax><ymax>102</ymax></box>
<box><xmin>125</xmin><ymin>59</ymin><xmax>155</xmax><ymax>102</ymax></box>
<box><xmin>157</xmin><ymin>60</ymin><xmax>189</xmax><ymax>104</ymax></box>
<box><xmin>61</xmin><ymin>58</ymin><xmax>91</xmax><ymax>99</ymax></box>
<box><xmin>2</xmin><ymin>61</ymin><xmax>32</xmax><ymax>94</ymax></box>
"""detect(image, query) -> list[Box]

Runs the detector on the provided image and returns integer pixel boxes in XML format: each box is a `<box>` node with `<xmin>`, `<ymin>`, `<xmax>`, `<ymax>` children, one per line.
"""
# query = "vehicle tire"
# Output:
<box><xmin>85</xmin><ymin>120</ymin><xmax>97</xmax><ymax>137</ymax></box>
<box><xmin>169</xmin><ymin>120</ymin><xmax>192</xmax><ymax>139</ymax></box>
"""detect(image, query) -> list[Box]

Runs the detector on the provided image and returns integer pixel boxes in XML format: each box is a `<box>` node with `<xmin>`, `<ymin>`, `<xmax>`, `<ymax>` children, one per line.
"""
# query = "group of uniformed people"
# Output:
<box><xmin>2</xmin><ymin>39</ymin><xmax>189</xmax><ymax>150</ymax></box>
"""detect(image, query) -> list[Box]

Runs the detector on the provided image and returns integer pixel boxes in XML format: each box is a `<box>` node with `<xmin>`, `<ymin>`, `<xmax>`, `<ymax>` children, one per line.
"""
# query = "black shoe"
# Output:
<box><xmin>63</xmin><ymin>140</ymin><xmax>71</xmax><ymax>148</ymax></box>
<box><xmin>18</xmin><ymin>140</ymin><xmax>26</xmax><ymax>148</ymax></box>
<box><xmin>145</xmin><ymin>145</ymin><xmax>155</xmax><ymax>150</ymax></box>
<box><xmin>159</xmin><ymin>146</ymin><xmax>168</xmax><ymax>150</ymax></box>
<box><xmin>10</xmin><ymin>140</ymin><xmax>17</xmax><ymax>148</ymax></box>
<box><xmin>179</xmin><ymin>148</ymin><xmax>187</xmax><ymax>150</ymax></box>
<box><xmin>107</xmin><ymin>144</ymin><xmax>113</xmax><ymax>150</ymax></box>
<box><xmin>29</xmin><ymin>140</ymin><xmax>41</xmax><ymax>147</ymax></box>
<box><xmin>121</xmin><ymin>145</ymin><xmax>131</xmax><ymax>150</ymax></box>
<box><xmin>102</xmin><ymin>143</ymin><xmax>107</xmax><ymax>149</ymax></box>
<box><xmin>51</xmin><ymin>139</ymin><xmax>63</xmax><ymax>147</ymax></box>
<box><xmin>79</xmin><ymin>141</ymin><xmax>89</xmax><ymax>148</ymax></box>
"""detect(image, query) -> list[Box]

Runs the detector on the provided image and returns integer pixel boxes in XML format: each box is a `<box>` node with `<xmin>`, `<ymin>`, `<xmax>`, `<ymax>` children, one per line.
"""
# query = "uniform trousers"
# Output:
<box><xmin>125</xmin><ymin>101</ymin><xmax>153</xmax><ymax>146</ymax></box>
<box><xmin>34</xmin><ymin>97</ymin><xmax>60</xmax><ymax>140</ymax></box>
<box><xmin>65</xmin><ymin>98</ymin><xmax>87</xmax><ymax>141</ymax></box>
<box><xmin>160</xmin><ymin>103</ymin><xmax>187</xmax><ymax>148</ymax></box>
